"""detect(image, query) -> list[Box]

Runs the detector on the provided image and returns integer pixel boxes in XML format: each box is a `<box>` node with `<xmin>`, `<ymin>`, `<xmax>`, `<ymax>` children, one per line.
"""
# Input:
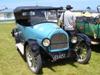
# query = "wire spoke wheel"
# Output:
<box><xmin>25</xmin><ymin>44</ymin><xmax>42</xmax><ymax>74</ymax></box>
<box><xmin>76</xmin><ymin>42</ymin><xmax>87</xmax><ymax>61</ymax></box>
<box><xmin>75</xmin><ymin>36</ymin><xmax>91</xmax><ymax>64</ymax></box>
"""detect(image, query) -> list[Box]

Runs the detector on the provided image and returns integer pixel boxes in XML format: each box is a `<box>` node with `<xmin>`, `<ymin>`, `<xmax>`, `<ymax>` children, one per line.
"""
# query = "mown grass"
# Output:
<box><xmin>0</xmin><ymin>22</ymin><xmax>100</xmax><ymax>75</ymax></box>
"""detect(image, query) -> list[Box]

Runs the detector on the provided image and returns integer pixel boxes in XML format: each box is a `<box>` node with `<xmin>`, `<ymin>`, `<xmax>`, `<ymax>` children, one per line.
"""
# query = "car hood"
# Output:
<box><xmin>33</xmin><ymin>23</ymin><xmax>60</xmax><ymax>38</ymax></box>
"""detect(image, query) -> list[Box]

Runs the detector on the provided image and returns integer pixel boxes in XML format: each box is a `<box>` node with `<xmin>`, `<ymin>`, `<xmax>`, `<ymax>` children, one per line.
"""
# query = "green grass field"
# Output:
<box><xmin>0</xmin><ymin>23</ymin><xmax>100</xmax><ymax>75</ymax></box>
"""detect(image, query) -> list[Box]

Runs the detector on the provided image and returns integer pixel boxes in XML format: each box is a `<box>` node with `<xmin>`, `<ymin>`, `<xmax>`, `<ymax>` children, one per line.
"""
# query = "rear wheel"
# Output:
<box><xmin>12</xmin><ymin>28</ymin><xmax>21</xmax><ymax>43</ymax></box>
<box><xmin>25</xmin><ymin>44</ymin><xmax>42</xmax><ymax>74</ymax></box>
<box><xmin>74</xmin><ymin>36</ymin><xmax>91</xmax><ymax>64</ymax></box>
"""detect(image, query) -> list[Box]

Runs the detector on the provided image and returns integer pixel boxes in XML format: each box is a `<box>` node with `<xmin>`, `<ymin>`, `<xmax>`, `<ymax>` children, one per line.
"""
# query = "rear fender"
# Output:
<box><xmin>11</xmin><ymin>28</ymin><xmax>18</xmax><ymax>37</ymax></box>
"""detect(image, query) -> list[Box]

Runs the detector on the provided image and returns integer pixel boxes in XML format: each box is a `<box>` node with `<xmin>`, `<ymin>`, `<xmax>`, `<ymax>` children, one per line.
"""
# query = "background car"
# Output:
<box><xmin>11</xmin><ymin>6</ymin><xmax>91</xmax><ymax>74</ymax></box>
<box><xmin>76</xmin><ymin>5</ymin><xmax>100</xmax><ymax>45</ymax></box>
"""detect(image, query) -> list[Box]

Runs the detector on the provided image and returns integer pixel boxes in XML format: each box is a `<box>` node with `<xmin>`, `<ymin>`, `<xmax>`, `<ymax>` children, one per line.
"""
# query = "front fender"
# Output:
<box><xmin>77</xmin><ymin>33</ymin><xmax>91</xmax><ymax>46</ymax></box>
<box><xmin>24</xmin><ymin>39</ymin><xmax>40</xmax><ymax>56</ymax></box>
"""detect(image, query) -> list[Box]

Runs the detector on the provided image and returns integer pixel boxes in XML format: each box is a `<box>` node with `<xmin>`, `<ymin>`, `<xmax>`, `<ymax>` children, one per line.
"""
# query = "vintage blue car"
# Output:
<box><xmin>12</xmin><ymin>6</ymin><xmax>91</xmax><ymax>74</ymax></box>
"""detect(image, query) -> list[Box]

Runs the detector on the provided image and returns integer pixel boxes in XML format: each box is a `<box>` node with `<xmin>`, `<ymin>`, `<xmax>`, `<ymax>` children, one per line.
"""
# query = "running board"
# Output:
<box><xmin>16</xmin><ymin>43</ymin><xmax>24</xmax><ymax>55</ymax></box>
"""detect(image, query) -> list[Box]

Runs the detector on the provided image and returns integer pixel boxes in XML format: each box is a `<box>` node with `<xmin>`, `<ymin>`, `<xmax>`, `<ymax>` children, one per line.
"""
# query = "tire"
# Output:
<box><xmin>74</xmin><ymin>36</ymin><xmax>91</xmax><ymax>64</ymax></box>
<box><xmin>15</xmin><ymin>37</ymin><xmax>21</xmax><ymax>43</ymax></box>
<box><xmin>25</xmin><ymin>44</ymin><xmax>42</xmax><ymax>74</ymax></box>
<box><xmin>12</xmin><ymin>28</ymin><xmax>21</xmax><ymax>43</ymax></box>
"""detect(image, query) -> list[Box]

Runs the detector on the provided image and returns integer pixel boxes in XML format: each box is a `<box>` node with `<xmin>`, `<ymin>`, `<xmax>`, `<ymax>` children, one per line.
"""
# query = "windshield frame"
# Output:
<box><xmin>28</xmin><ymin>10</ymin><xmax>58</xmax><ymax>25</ymax></box>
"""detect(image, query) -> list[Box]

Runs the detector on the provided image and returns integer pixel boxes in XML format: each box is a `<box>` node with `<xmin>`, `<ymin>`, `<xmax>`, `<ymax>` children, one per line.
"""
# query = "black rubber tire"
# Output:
<box><xmin>75</xmin><ymin>36</ymin><xmax>91</xmax><ymax>64</ymax></box>
<box><xmin>25</xmin><ymin>44</ymin><xmax>42</xmax><ymax>74</ymax></box>
<box><xmin>15</xmin><ymin>37</ymin><xmax>21</xmax><ymax>43</ymax></box>
<box><xmin>12</xmin><ymin>28</ymin><xmax>21</xmax><ymax>43</ymax></box>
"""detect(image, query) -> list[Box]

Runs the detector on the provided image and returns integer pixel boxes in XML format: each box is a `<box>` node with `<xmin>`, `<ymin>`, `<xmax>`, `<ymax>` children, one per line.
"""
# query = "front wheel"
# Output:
<box><xmin>25</xmin><ymin>44</ymin><xmax>42</xmax><ymax>74</ymax></box>
<box><xmin>74</xmin><ymin>36</ymin><xmax>91</xmax><ymax>64</ymax></box>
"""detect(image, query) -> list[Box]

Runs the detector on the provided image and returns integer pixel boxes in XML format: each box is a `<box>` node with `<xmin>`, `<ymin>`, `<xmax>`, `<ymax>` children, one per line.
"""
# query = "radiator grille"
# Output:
<box><xmin>50</xmin><ymin>33</ymin><xmax>68</xmax><ymax>50</ymax></box>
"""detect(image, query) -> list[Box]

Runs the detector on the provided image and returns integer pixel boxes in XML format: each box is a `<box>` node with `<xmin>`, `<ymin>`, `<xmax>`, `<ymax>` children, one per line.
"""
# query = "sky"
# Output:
<box><xmin>0</xmin><ymin>0</ymin><xmax>100</xmax><ymax>10</ymax></box>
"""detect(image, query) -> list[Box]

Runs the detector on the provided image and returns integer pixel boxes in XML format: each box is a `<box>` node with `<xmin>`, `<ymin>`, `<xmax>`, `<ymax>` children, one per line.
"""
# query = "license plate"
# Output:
<box><xmin>53</xmin><ymin>53</ymin><xmax>66</xmax><ymax>60</ymax></box>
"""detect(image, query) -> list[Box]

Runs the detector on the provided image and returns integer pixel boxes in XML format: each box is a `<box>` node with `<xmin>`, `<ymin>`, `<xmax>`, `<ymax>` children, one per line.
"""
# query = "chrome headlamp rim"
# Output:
<box><xmin>42</xmin><ymin>38</ymin><xmax>50</xmax><ymax>47</ymax></box>
<box><xmin>71</xmin><ymin>36</ymin><xmax>77</xmax><ymax>43</ymax></box>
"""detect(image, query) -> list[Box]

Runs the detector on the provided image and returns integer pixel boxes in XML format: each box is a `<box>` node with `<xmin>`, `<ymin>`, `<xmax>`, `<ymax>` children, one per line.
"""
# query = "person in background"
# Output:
<box><xmin>59</xmin><ymin>5</ymin><xmax>76</xmax><ymax>36</ymax></box>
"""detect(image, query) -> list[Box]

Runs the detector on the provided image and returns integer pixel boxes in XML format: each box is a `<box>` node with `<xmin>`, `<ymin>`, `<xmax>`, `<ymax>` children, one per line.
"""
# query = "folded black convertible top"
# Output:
<box><xmin>14</xmin><ymin>6</ymin><xmax>63</xmax><ymax>13</ymax></box>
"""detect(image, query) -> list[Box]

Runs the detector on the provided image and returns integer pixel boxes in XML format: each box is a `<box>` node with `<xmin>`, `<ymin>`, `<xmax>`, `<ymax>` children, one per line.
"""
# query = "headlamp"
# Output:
<box><xmin>71</xmin><ymin>36</ymin><xmax>77</xmax><ymax>43</ymax></box>
<box><xmin>42</xmin><ymin>38</ymin><xmax>50</xmax><ymax>47</ymax></box>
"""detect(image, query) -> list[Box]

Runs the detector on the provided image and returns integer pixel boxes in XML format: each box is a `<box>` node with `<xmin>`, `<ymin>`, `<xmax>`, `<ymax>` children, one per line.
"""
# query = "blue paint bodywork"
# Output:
<box><xmin>17</xmin><ymin>22</ymin><xmax>69</xmax><ymax>52</ymax></box>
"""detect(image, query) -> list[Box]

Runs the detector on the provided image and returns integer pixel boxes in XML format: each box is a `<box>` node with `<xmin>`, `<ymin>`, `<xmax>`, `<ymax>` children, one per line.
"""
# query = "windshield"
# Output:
<box><xmin>29</xmin><ymin>10</ymin><xmax>57</xmax><ymax>25</ymax></box>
